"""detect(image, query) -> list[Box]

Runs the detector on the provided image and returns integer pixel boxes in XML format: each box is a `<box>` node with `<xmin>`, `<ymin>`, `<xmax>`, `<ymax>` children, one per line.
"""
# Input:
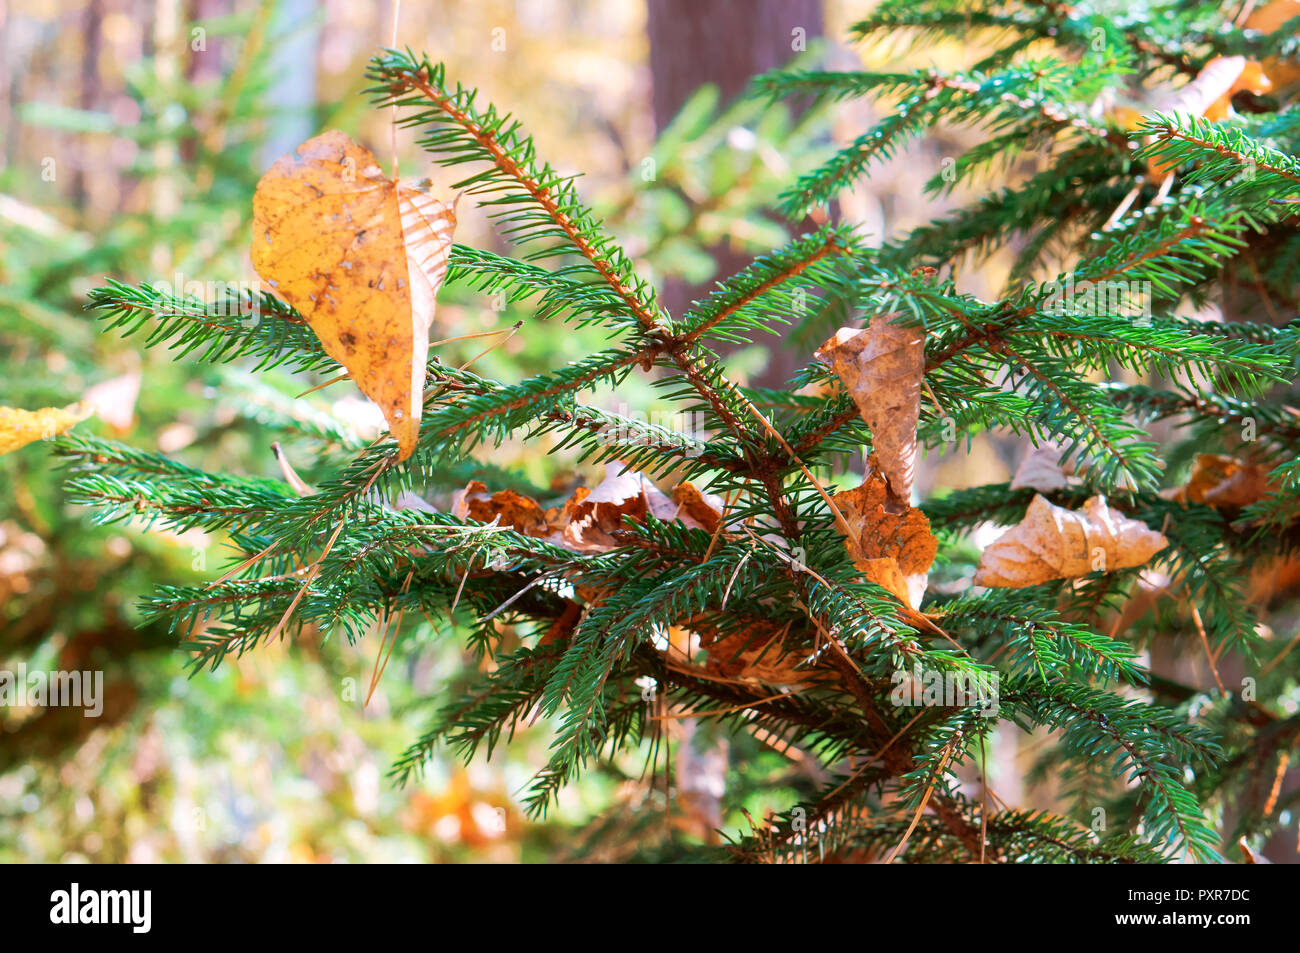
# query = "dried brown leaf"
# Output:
<box><xmin>671</xmin><ymin>481</ymin><xmax>725</xmax><ymax>533</ymax></box>
<box><xmin>1009</xmin><ymin>443</ymin><xmax>1075</xmax><ymax>493</ymax></box>
<box><xmin>451</xmin><ymin>480</ymin><xmax>551</xmax><ymax>536</ymax></box>
<box><xmin>1182</xmin><ymin>454</ymin><xmax>1274</xmax><ymax>508</ymax></box>
<box><xmin>694</xmin><ymin>619</ymin><xmax>812</xmax><ymax>687</ymax></box>
<box><xmin>451</xmin><ymin>464</ymin><xmax>723</xmax><ymax>556</ymax></box>
<box><xmin>973</xmin><ymin>494</ymin><xmax>1168</xmax><ymax>588</ymax></box>
<box><xmin>834</xmin><ymin>465</ymin><xmax>938</xmax><ymax>608</ymax></box>
<box><xmin>557</xmin><ymin>462</ymin><xmax>670</xmax><ymax>553</ymax></box>
<box><xmin>816</xmin><ymin>313</ymin><xmax>925</xmax><ymax>500</ymax></box>
<box><xmin>857</xmin><ymin>557</ymin><xmax>915</xmax><ymax>607</ymax></box>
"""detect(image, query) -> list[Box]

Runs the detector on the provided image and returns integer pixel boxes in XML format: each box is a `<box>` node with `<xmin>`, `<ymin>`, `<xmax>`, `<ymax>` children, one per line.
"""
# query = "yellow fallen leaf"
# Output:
<box><xmin>251</xmin><ymin>130</ymin><xmax>456</xmax><ymax>461</ymax></box>
<box><xmin>857</xmin><ymin>556</ymin><xmax>915</xmax><ymax>607</ymax></box>
<box><xmin>973</xmin><ymin>494</ymin><xmax>1167</xmax><ymax>588</ymax></box>
<box><xmin>0</xmin><ymin>403</ymin><xmax>93</xmax><ymax>456</ymax></box>
<box><xmin>816</xmin><ymin>313</ymin><xmax>925</xmax><ymax>501</ymax></box>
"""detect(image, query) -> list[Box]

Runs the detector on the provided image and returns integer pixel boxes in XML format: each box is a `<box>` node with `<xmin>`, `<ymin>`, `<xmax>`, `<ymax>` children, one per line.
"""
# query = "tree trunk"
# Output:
<box><xmin>647</xmin><ymin>0</ymin><xmax>822</xmax><ymax>388</ymax></box>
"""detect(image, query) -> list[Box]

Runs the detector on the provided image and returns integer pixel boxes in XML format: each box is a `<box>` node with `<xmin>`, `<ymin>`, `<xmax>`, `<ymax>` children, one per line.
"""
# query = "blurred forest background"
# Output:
<box><xmin>1</xmin><ymin>0</ymin><xmax>1039</xmax><ymax>862</ymax></box>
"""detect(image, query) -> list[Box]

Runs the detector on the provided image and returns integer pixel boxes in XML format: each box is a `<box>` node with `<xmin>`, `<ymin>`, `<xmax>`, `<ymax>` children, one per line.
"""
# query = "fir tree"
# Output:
<box><xmin>56</xmin><ymin>2</ymin><xmax>1300</xmax><ymax>863</ymax></box>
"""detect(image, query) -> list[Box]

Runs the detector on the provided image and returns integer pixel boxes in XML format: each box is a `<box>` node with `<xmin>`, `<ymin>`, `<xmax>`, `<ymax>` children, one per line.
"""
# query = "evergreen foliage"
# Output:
<box><xmin>58</xmin><ymin>4</ymin><xmax>1300</xmax><ymax>862</ymax></box>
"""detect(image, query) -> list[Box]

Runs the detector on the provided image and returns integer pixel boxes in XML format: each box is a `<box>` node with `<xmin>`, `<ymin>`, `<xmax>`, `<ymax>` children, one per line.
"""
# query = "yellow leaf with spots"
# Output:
<box><xmin>251</xmin><ymin>130</ymin><xmax>457</xmax><ymax>461</ymax></box>
<box><xmin>0</xmin><ymin>403</ymin><xmax>93</xmax><ymax>456</ymax></box>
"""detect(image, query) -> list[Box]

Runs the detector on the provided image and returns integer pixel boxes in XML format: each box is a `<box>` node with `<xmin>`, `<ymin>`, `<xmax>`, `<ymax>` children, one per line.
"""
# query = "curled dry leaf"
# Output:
<box><xmin>83</xmin><ymin>372</ymin><xmax>141</xmax><ymax>434</ymax></box>
<box><xmin>451</xmin><ymin>480</ymin><xmax>552</xmax><ymax>537</ymax></box>
<box><xmin>1010</xmin><ymin>443</ymin><xmax>1076</xmax><ymax>493</ymax></box>
<box><xmin>693</xmin><ymin>617</ymin><xmax>814</xmax><ymax>688</ymax></box>
<box><xmin>973</xmin><ymin>494</ymin><xmax>1168</xmax><ymax>588</ymax></box>
<box><xmin>0</xmin><ymin>403</ymin><xmax>93</xmax><ymax>456</ymax></box>
<box><xmin>557</xmin><ymin>463</ymin><xmax>725</xmax><ymax>552</ymax></box>
<box><xmin>559</xmin><ymin>462</ymin><xmax>677</xmax><ymax>553</ymax></box>
<box><xmin>251</xmin><ymin>130</ymin><xmax>457</xmax><ymax>461</ymax></box>
<box><xmin>834</xmin><ymin>464</ymin><xmax>938</xmax><ymax>608</ymax></box>
<box><xmin>816</xmin><ymin>312</ymin><xmax>925</xmax><ymax>500</ymax></box>
<box><xmin>672</xmin><ymin>481</ymin><xmax>726</xmax><ymax>534</ymax></box>
<box><xmin>1178</xmin><ymin>454</ymin><xmax>1275</xmax><ymax>508</ymax></box>
<box><xmin>1140</xmin><ymin>56</ymin><xmax>1273</xmax><ymax>180</ymax></box>
<box><xmin>1159</xmin><ymin>56</ymin><xmax>1270</xmax><ymax>122</ymax></box>
<box><xmin>450</xmin><ymin>463</ymin><xmax>725</xmax><ymax>555</ymax></box>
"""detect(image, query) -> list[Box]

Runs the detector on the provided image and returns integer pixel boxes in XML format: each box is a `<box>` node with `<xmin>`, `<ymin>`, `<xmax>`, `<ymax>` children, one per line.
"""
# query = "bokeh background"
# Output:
<box><xmin>1</xmin><ymin>0</ymin><xmax>1049</xmax><ymax>862</ymax></box>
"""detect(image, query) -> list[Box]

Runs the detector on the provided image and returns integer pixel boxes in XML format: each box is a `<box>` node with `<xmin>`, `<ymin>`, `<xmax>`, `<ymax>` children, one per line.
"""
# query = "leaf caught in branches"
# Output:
<box><xmin>835</xmin><ymin>463</ymin><xmax>938</xmax><ymax>608</ymax></box>
<box><xmin>974</xmin><ymin>495</ymin><xmax>1168</xmax><ymax>588</ymax></box>
<box><xmin>557</xmin><ymin>463</ymin><xmax>724</xmax><ymax>552</ymax></box>
<box><xmin>557</xmin><ymin>462</ymin><xmax>677</xmax><ymax>553</ymax></box>
<box><xmin>695</xmin><ymin>617</ymin><xmax>815</xmax><ymax>687</ymax></box>
<box><xmin>816</xmin><ymin>313</ymin><xmax>925</xmax><ymax>500</ymax></box>
<box><xmin>0</xmin><ymin>403</ymin><xmax>93</xmax><ymax>456</ymax></box>
<box><xmin>671</xmin><ymin>481</ymin><xmax>726</xmax><ymax>534</ymax></box>
<box><xmin>251</xmin><ymin>130</ymin><xmax>457</xmax><ymax>461</ymax></box>
<box><xmin>450</xmin><ymin>464</ymin><xmax>725</xmax><ymax>555</ymax></box>
<box><xmin>451</xmin><ymin>481</ymin><xmax>552</xmax><ymax>537</ymax></box>
<box><xmin>1172</xmin><ymin>454</ymin><xmax>1275</xmax><ymax>508</ymax></box>
<box><xmin>1136</xmin><ymin>57</ymin><xmax>1273</xmax><ymax>181</ymax></box>
<box><xmin>1010</xmin><ymin>443</ymin><xmax>1078</xmax><ymax>493</ymax></box>
<box><xmin>1159</xmin><ymin>56</ymin><xmax>1270</xmax><ymax>125</ymax></box>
